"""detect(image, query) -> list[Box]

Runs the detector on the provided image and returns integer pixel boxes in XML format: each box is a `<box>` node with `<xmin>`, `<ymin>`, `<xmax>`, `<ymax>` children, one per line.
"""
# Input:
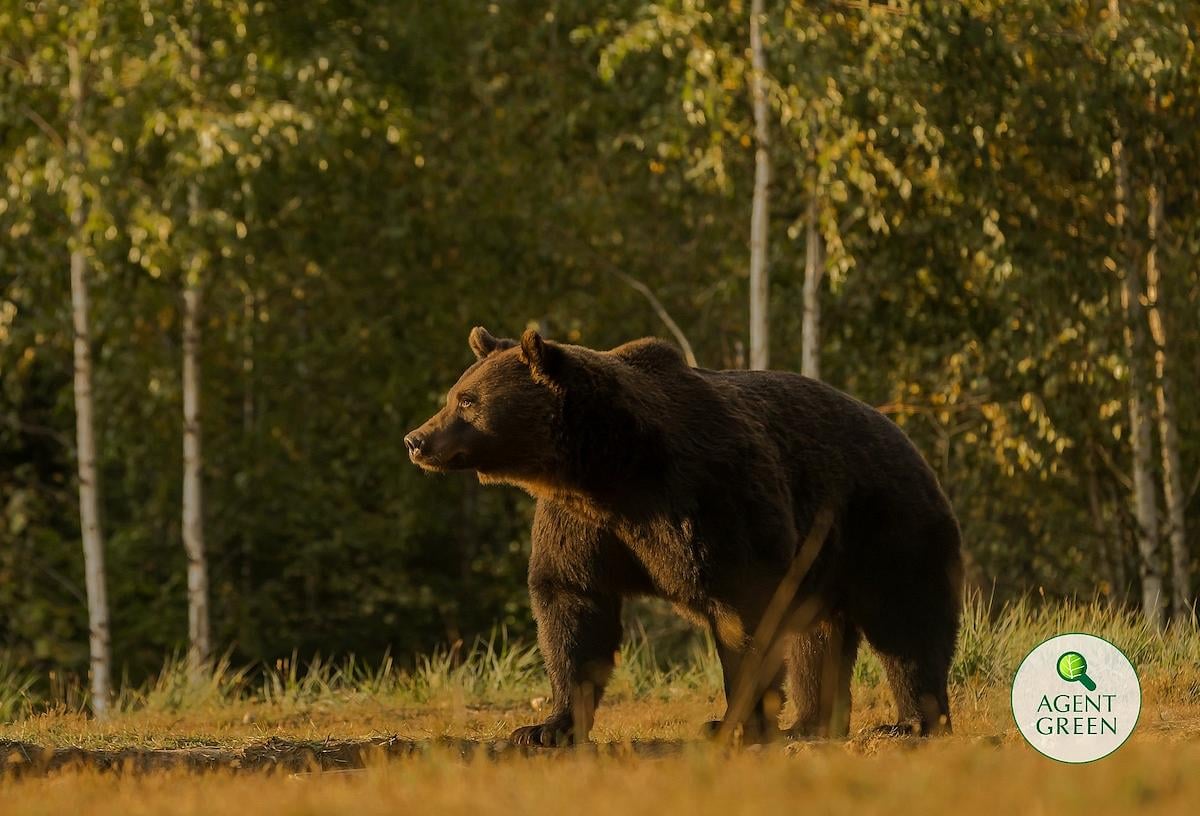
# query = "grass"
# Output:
<box><xmin>2</xmin><ymin>594</ymin><xmax>1199</xmax><ymax>814</ymax></box>
<box><xmin>0</xmin><ymin>655</ymin><xmax>37</xmax><ymax>722</ymax></box>
<box><xmin>9</xmin><ymin>591</ymin><xmax>1196</xmax><ymax>726</ymax></box>
<box><xmin>3</xmin><ymin>741</ymin><xmax>1200</xmax><ymax>816</ymax></box>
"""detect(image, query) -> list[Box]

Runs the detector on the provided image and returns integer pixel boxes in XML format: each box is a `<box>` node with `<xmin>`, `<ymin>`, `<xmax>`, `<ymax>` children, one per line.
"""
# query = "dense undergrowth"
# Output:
<box><xmin>3</xmin><ymin>592</ymin><xmax>1197</xmax><ymax>722</ymax></box>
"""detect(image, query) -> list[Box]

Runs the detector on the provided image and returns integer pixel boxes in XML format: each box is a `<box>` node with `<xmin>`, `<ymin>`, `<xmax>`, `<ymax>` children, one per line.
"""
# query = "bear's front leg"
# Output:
<box><xmin>509</xmin><ymin>579</ymin><xmax>622</xmax><ymax>747</ymax></box>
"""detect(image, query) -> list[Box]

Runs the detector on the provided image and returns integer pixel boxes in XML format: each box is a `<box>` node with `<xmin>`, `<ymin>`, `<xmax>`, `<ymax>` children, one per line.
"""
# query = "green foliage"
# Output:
<box><xmin>0</xmin><ymin>653</ymin><xmax>37</xmax><ymax>721</ymax></box>
<box><xmin>1</xmin><ymin>0</ymin><xmax>1198</xmax><ymax>688</ymax></box>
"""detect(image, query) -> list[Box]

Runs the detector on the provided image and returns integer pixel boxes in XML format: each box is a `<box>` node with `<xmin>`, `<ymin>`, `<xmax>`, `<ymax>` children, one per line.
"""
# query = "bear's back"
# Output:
<box><xmin>700</xmin><ymin>368</ymin><xmax>946</xmax><ymax>503</ymax></box>
<box><xmin>593</xmin><ymin>339</ymin><xmax>942</xmax><ymax>508</ymax></box>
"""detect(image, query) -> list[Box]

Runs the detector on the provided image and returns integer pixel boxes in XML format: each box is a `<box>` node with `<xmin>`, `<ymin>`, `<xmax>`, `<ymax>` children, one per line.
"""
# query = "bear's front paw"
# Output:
<box><xmin>509</xmin><ymin>716</ymin><xmax>575</xmax><ymax>747</ymax></box>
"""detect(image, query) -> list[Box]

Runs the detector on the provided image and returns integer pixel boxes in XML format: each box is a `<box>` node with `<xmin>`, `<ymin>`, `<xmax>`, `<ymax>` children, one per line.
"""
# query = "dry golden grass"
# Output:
<box><xmin>4</xmin><ymin>597</ymin><xmax>1200</xmax><ymax>814</ymax></box>
<box><xmin>4</xmin><ymin>666</ymin><xmax>1197</xmax><ymax>749</ymax></box>
<box><xmin>2</xmin><ymin>726</ymin><xmax>1199</xmax><ymax>816</ymax></box>
<box><xmin>3</xmin><ymin>684</ymin><xmax>1200</xmax><ymax>816</ymax></box>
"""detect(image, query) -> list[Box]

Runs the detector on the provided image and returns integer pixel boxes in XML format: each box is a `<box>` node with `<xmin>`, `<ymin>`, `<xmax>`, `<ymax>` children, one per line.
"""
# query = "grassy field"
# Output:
<box><xmin>2</xmin><ymin>595</ymin><xmax>1199</xmax><ymax>814</ymax></box>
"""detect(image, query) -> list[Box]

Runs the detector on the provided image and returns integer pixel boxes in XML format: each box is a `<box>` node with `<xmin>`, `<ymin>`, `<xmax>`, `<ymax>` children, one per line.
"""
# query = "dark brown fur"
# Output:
<box><xmin>406</xmin><ymin>327</ymin><xmax>963</xmax><ymax>745</ymax></box>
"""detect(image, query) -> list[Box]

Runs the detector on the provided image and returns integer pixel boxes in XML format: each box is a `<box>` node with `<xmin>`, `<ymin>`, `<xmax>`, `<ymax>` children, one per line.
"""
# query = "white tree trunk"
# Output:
<box><xmin>1112</xmin><ymin>137</ymin><xmax>1165</xmax><ymax>629</ymax></box>
<box><xmin>801</xmin><ymin>196</ymin><xmax>824</xmax><ymax>379</ymax></box>
<box><xmin>182</xmin><ymin>258</ymin><xmax>210</xmax><ymax>672</ymax></box>
<box><xmin>1155</xmin><ymin>348</ymin><xmax>1190</xmax><ymax>622</ymax></box>
<box><xmin>1144</xmin><ymin>184</ymin><xmax>1191</xmax><ymax>621</ymax></box>
<box><xmin>183</xmin><ymin>17</ymin><xmax>211</xmax><ymax>673</ymax></box>
<box><xmin>67</xmin><ymin>39</ymin><xmax>112</xmax><ymax>718</ymax></box>
<box><xmin>747</xmin><ymin>0</ymin><xmax>770</xmax><ymax>371</ymax></box>
<box><xmin>1122</xmin><ymin>275</ymin><xmax>1165</xmax><ymax>628</ymax></box>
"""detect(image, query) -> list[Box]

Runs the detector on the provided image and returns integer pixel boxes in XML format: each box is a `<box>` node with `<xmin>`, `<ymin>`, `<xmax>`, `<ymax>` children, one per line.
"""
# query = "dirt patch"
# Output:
<box><xmin>0</xmin><ymin>737</ymin><xmax>690</xmax><ymax>778</ymax></box>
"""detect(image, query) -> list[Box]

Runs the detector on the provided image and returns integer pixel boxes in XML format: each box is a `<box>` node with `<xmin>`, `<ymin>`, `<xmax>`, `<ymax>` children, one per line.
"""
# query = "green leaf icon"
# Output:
<box><xmin>1057</xmin><ymin>651</ymin><xmax>1097</xmax><ymax>691</ymax></box>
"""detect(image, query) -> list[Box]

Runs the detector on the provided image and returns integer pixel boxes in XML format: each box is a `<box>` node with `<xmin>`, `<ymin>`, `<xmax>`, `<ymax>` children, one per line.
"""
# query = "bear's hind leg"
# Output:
<box><xmin>852</xmin><ymin>556</ymin><xmax>959</xmax><ymax>736</ymax></box>
<box><xmin>786</xmin><ymin>617</ymin><xmax>860</xmax><ymax>739</ymax></box>
<box><xmin>878</xmin><ymin>653</ymin><xmax>952</xmax><ymax>736</ymax></box>
<box><xmin>848</xmin><ymin>513</ymin><xmax>961</xmax><ymax>737</ymax></box>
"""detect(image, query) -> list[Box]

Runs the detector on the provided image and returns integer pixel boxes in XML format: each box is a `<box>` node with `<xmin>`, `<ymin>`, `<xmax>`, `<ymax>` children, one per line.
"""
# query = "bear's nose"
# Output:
<box><xmin>404</xmin><ymin>433</ymin><xmax>425</xmax><ymax>456</ymax></box>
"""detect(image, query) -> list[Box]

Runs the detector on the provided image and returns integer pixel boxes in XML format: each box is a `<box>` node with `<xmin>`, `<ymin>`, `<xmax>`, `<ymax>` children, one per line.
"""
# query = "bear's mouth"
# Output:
<box><xmin>411</xmin><ymin>452</ymin><xmax>447</xmax><ymax>472</ymax></box>
<box><xmin>410</xmin><ymin>451</ymin><xmax>470</xmax><ymax>472</ymax></box>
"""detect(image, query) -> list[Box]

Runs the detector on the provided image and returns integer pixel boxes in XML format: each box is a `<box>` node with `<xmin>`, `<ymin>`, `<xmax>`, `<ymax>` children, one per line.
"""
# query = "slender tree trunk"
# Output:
<box><xmin>182</xmin><ymin>14</ymin><xmax>211</xmax><ymax>674</ymax></box>
<box><xmin>801</xmin><ymin>196</ymin><xmax>824</xmax><ymax>379</ymax></box>
<box><xmin>182</xmin><ymin>239</ymin><xmax>210</xmax><ymax>672</ymax></box>
<box><xmin>1112</xmin><ymin>136</ymin><xmax>1165</xmax><ymax>629</ymax></box>
<box><xmin>747</xmin><ymin>0</ymin><xmax>770</xmax><ymax>371</ymax></box>
<box><xmin>1144</xmin><ymin>183</ymin><xmax>1192</xmax><ymax>621</ymax></box>
<box><xmin>66</xmin><ymin>39</ymin><xmax>112</xmax><ymax>719</ymax></box>
<box><xmin>239</xmin><ymin>287</ymin><xmax>256</xmax><ymax>648</ymax></box>
<box><xmin>1124</xmin><ymin>323</ymin><xmax>1164</xmax><ymax>628</ymax></box>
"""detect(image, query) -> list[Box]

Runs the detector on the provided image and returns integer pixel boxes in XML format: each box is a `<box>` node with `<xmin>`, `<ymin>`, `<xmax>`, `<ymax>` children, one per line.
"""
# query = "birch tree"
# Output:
<box><xmin>801</xmin><ymin>196</ymin><xmax>823</xmax><ymax>379</ymax></box>
<box><xmin>1112</xmin><ymin>136</ymin><xmax>1165</xmax><ymax>628</ymax></box>
<box><xmin>1107</xmin><ymin>0</ymin><xmax>1178</xmax><ymax>627</ymax></box>
<box><xmin>181</xmin><ymin>241</ymin><xmax>210</xmax><ymax>671</ymax></box>
<box><xmin>66</xmin><ymin>33</ymin><xmax>112</xmax><ymax>718</ymax></box>
<box><xmin>0</xmin><ymin>0</ymin><xmax>125</xmax><ymax>710</ymax></box>
<box><xmin>1144</xmin><ymin>185</ymin><xmax>1191</xmax><ymax>620</ymax></box>
<box><xmin>181</xmin><ymin>16</ymin><xmax>211</xmax><ymax>674</ymax></box>
<box><xmin>747</xmin><ymin>0</ymin><xmax>770</xmax><ymax>370</ymax></box>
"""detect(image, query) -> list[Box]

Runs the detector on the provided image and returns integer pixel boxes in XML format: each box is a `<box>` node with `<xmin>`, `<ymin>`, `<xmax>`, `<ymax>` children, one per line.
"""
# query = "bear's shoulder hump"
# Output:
<box><xmin>607</xmin><ymin>337</ymin><xmax>687</xmax><ymax>372</ymax></box>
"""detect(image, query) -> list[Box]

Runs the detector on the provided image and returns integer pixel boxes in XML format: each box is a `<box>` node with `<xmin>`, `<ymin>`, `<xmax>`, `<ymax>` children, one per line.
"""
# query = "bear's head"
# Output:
<box><xmin>404</xmin><ymin>326</ymin><xmax>567</xmax><ymax>489</ymax></box>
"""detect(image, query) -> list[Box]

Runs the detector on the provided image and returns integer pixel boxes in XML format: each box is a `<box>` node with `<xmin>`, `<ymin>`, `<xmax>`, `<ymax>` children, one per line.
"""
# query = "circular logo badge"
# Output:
<box><xmin>1011</xmin><ymin>633</ymin><xmax>1141</xmax><ymax>763</ymax></box>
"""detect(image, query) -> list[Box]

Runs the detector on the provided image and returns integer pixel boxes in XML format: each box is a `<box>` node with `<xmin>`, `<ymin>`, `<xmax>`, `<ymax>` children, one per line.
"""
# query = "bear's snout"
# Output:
<box><xmin>404</xmin><ymin>417</ymin><xmax>468</xmax><ymax>471</ymax></box>
<box><xmin>404</xmin><ymin>431</ymin><xmax>427</xmax><ymax>459</ymax></box>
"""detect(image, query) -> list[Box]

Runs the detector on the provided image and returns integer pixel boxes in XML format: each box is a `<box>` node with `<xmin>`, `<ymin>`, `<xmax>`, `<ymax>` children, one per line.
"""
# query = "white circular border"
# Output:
<box><xmin>1010</xmin><ymin>632</ymin><xmax>1141</xmax><ymax>764</ymax></box>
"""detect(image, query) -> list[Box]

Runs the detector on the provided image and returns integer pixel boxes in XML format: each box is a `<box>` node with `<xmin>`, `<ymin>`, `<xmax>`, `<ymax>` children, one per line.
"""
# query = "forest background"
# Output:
<box><xmin>1</xmin><ymin>0</ymin><xmax>1197</xmax><ymax>711</ymax></box>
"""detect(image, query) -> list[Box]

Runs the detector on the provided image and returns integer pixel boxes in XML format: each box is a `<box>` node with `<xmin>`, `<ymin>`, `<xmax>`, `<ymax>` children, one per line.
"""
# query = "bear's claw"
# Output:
<box><xmin>509</xmin><ymin>719</ymin><xmax>574</xmax><ymax>747</ymax></box>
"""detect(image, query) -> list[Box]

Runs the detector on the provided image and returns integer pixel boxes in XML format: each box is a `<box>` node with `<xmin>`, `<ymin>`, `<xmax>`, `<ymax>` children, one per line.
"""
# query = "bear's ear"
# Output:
<box><xmin>468</xmin><ymin>326</ymin><xmax>516</xmax><ymax>360</ymax></box>
<box><xmin>519</xmin><ymin>328</ymin><xmax>562</xmax><ymax>385</ymax></box>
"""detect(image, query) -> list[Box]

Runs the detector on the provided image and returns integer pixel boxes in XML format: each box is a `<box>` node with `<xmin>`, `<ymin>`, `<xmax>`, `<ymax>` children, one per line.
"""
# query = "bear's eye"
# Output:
<box><xmin>458</xmin><ymin>395</ymin><xmax>475</xmax><ymax>410</ymax></box>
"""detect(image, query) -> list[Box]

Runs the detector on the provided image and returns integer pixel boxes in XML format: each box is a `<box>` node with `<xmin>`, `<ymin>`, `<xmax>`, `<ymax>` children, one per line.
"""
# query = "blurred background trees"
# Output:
<box><xmin>1</xmin><ymin>0</ymin><xmax>1197</xmax><ymax>706</ymax></box>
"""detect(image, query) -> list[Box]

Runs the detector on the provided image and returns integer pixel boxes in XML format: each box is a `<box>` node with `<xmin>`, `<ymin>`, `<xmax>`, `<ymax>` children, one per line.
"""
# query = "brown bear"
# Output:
<box><xmin>406</xmin><ymin>327</ymin><xmax>963</xmax><ymax>746</ymax></box>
